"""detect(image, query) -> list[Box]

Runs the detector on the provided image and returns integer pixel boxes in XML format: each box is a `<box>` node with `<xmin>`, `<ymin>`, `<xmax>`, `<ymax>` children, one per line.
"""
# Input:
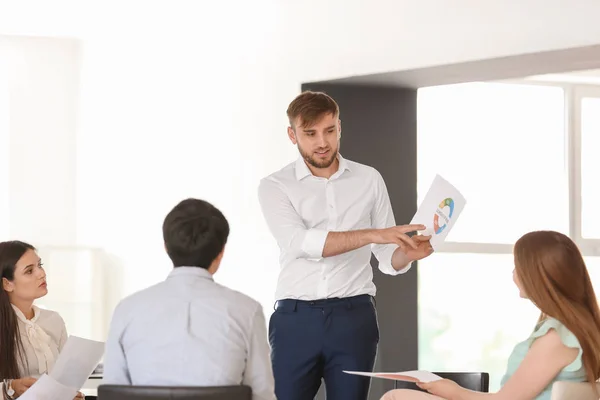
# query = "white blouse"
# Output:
<box><xmin>12</xmin><ymin>304</ymin><xmax>67</xmax><ymax>378</ymax></box>
<box><xmin>1</xmin><ymin>305</ymin><xmax>67</xmax><ymax>399</ymax></box>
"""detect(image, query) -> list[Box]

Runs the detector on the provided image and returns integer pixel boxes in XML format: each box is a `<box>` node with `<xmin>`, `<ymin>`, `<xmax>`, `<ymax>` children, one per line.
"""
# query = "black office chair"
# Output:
<box><xmin>393</xmin><ymin>372</ymin><xmax>489</xmax><ymax>392</ymax></box>
<box><xmin>97</xmin><ymin>384</ymin><xmax>252</xmax><ymax>400</ymax></box>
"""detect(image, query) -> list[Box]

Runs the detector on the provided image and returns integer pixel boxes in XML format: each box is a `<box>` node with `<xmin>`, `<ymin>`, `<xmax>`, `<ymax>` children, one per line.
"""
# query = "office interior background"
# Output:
<box><xmin>2</xmin><ymin>0</ymin><xmax>600</xmax><ymax>397</ymax></box>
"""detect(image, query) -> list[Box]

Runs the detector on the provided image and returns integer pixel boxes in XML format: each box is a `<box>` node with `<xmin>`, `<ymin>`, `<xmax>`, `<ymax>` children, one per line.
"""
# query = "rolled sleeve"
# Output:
<box><xmin>370</xmin><ymin>169</ymin><xmax>413</xmax><ymax>276</ymax></box>
<box><xmin>373</xmin><ymin>243</ymin><xmax>409</xmax><ymax>275</ymax></box>
<box><xmin>301</xmin><ymin>228</ymin><xmax>329</xmax><ymax>259</ymax></box>
<box><xmin>258</xmin><ymin>178</ymin><xmax>329</xmax><ymax>260</ymax></box>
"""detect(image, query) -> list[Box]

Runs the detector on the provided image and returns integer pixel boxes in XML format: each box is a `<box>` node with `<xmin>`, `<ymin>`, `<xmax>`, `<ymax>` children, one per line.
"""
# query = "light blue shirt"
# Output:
<box><xmin>103</xmin><ymin>267</ymin><xmax>275</xmax><ymax>400</ymax></box>
<box><xmin>500</xmin><ymin>318</ymin><xmax>586</xmax><ymax>400</ymax></box>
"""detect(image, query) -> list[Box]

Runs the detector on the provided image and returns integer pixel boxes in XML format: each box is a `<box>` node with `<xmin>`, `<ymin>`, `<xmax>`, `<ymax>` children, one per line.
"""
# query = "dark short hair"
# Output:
<box><xmin>162</xmin><ymin>198</ymin><xmax>229</xmax><ymax>269</ymax></box>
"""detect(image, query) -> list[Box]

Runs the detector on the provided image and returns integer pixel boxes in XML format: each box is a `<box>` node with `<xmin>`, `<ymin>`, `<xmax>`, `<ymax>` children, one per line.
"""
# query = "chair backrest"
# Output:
<box><xmin>551</xmin><ymin>381</ymin><xmax>600</xmax><ymax>400</ymax></box>
<box><xmin>98</xmin><ymin>384</ymin><xmax>252</xmax><ymax>400</ymax></box>
<box><xmin>394</xmin><ymin>372</ymin><xmax>490</xmax><ymax>392</ymax></box>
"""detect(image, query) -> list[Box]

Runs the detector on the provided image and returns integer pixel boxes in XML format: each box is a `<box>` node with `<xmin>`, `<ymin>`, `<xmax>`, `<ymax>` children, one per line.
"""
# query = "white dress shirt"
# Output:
<box><xmin>258</xmin><ymin>154</ymin><xmax>408</xmax><ymax>301</ymax></box>
<box><xmin>103</xmin><ymin>267</ymin><xmax>275</xmax><ymax>400</ymax></box>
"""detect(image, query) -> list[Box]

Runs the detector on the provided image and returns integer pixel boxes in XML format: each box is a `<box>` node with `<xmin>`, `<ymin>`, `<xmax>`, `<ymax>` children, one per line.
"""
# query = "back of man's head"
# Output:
<box><xmin>162</xmin><ymin>198</ymin><xmax>230</xmax><ymax>269</ymax></box>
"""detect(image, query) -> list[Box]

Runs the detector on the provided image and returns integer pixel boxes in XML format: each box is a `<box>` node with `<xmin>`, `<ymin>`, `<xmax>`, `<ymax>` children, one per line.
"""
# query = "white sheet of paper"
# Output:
<box><xmin>343</xmin><ymin>370</ymin><xmax>442</xmax><ymax>383</ymax></box>
<box><xmin>49</xmin><ymin>336</ymin><xmax>105</xmax><ymax>389</ymax></box>
<box><xmin>410</xmin><ymin>174</ymin><xmax>466</xmax><ymax>250</ymax></box>
<box><xmin>18</xmin><ymin>374</ymin><xmax>78</xmax><ymax>400</ymax></box>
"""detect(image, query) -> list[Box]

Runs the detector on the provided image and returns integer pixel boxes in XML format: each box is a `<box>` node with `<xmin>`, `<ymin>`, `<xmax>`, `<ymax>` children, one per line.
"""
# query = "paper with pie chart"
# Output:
<box><xmin>410</xmin><ymin>174</ymin><xmax>466</xmax><ymax>250</ymax></box>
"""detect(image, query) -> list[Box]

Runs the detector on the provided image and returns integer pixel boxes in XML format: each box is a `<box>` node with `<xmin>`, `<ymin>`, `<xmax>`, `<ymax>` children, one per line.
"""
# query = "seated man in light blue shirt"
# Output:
<box><xmin>103</xmin><ymin>198</ymin><xmax>275</xmax><ymax>400</ymax></box>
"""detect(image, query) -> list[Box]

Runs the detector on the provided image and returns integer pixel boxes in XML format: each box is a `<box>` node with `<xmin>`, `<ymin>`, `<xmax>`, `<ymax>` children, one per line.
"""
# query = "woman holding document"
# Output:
<box><xmin>0</xmin><ymin>240</ymin><xmax>83</xmax><ymax>400</ymax></box>
<box><xmin>382</xmin><ymin>231</ymin><xmax>600</xmax><ymax>400</ymax></box>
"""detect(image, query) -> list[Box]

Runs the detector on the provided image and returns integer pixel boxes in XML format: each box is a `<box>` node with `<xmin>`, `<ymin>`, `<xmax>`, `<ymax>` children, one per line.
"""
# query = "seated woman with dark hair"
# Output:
<box><xmin>0</xmin><ymin>240</ymin><xmax>83</xmax><ymax>400</ymax></box>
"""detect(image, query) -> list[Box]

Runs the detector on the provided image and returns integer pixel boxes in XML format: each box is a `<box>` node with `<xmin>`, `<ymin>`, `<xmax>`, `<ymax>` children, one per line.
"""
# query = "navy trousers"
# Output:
<box><xmin>269</xmin><ymin>294</ymin><xmax>379</xmax><ymax>400</ymax></box>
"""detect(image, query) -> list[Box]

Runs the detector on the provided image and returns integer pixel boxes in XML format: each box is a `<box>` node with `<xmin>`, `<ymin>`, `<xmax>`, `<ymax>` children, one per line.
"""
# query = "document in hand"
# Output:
<box><xmin>20</xmin><ymin>336</ymin><xmax>105</xmax><ymax>399</ymax></box>
<box><xmin>410</xmin><ymin>174</ymin><xmax>466</xmax><ymax>250</ymax></box>
<box><xmin>343</xmin><ymin>370</ymin><xmax>442</xmax><ymax>383</ymax></box>
<box><xmin>50</xmin><ymin>336</ymin><xmax>105</xmax><ymax>389</ymax></box>
<box><xmin>18</xmin><ymin>374</ymin><xmax>78</xmax><ymax>400</ymax></box>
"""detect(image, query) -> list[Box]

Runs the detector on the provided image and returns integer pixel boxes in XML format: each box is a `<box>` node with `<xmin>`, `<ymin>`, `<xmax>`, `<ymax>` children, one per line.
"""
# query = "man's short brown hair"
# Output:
<box><xmin>287</xmin><ymin>91</ymin><xmax>339</xmax><ymax>130</ymax></box>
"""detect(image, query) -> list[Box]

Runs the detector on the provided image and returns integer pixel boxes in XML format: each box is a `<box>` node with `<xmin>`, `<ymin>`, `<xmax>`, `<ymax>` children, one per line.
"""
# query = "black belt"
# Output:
<box><xmin>274</xmin><ymin>294</ymin><xmax>375</xmax><ymax>311</ymax></box>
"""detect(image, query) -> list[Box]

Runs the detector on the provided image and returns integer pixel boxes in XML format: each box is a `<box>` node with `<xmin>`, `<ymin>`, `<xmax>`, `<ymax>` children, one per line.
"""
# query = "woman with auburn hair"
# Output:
<box><xmin>381</xmin><ymin>230</ymin><xmax>600</xmax><ymax>400</ymax></box>
<box><xmin>0</xmin><ymin>241</ymin><xmax>83</xmax><ymax>399</ymax></box>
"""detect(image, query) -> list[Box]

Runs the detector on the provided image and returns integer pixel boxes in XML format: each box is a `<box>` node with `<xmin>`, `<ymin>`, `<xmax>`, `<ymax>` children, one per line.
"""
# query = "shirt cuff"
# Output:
<box><xmin>378</xmin><ymin>245</ymin><xmax>412</xmax><ymax>276</ymax></box>
<box><xmin>301</xmin><ymin>229</ymin><xmax>329</xmax><ymax>258</ymax></box>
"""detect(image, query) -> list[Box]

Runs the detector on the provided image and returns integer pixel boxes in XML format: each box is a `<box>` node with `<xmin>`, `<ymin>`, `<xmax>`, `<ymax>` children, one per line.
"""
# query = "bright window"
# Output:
<box><xmin>580</xmin><ymin>97</ymin><xmax>600</xmax><ymax>239</ymax></box>
<box><xmin>418</xmin><ymin>253</ymin><xmax>540</xmax><ymax>391</ymax></box>
<box><xmin>417</xmin><ymin>82</ymin><xmax>569</xmax><ymax>391</ymax></box>
<box><xmin>417</xmin><ymin>82</ymin><xmax>568</xmax><ymax>244</ymax></box>
<box><xmin>584</xmin><ymin>257</ymin><xmax>600</xmax><ymax>293</ymax></box>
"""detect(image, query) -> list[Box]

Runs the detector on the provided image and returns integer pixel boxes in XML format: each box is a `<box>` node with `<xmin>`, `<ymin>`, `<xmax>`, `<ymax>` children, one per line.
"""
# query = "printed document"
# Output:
<box><xmin>19</xmin><ymin>336</ymin><xmax>105</xmax><ymax>399</ymax></box>
<box><xmin>50</xmin><ymin>336</ymin><xmax>105</xmax><ymax>389</ymax></box>
<box><xmin>410</xmin><ymin>174</ymin><xmax>466</xmax><ymax>250</ymax></box>
<box><xmin>18</xmin><ymin>374</ymin><xmax>78</xmax><ymax>400</ymax></box>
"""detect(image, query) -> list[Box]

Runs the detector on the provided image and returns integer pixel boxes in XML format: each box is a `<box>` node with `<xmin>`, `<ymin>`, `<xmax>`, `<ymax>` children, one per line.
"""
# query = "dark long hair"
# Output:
<box><xmin>0</xmin><ymin>240</ymin><xmax>35</xmax><ymax>379</ymax></box>
<box><xmin>514</xmin><ymin>231</ymin><xmax>600</xmax><ymax>385</ymax></box>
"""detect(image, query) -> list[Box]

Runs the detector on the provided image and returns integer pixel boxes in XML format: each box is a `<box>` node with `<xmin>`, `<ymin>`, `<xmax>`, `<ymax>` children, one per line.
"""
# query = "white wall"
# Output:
<box><xmin>0</xmin><ymin>71</ymin><xmax>8</xmax><ymax>239</ymax></box>
<box><xmin>4</xmin><ymin>0</ymin><xmax>600</xmax><ymax>78</ymax></box>
<box><xmin>73</xmin><ymin>1</ymin><xmax>289</xmax><ymax>307</ymax></box>
<box><xmin>3</xmin><ymin>0</ymin><xmax>600</xmax><ymax>322</ymax></box>
<box><xmin>279</xmin><ymin>0</ymin><xmax>600</xmax><ymax>82</ymax></box>
<box><xmin>0</xmin><ymin>36</ymin><xmax>79</xmax><ymax>246</ymax></box>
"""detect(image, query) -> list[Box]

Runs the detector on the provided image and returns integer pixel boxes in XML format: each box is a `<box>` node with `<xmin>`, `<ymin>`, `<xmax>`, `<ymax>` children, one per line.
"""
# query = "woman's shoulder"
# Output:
<box><xmin>532</xmin><ymin>318</ymin><xmax>580</xmax><ymax>345</ymax></box>
<box><xmin>530</xmin><ymin>317</ymin><xmax>583</xmax><ymax>373</ymax></box>
<box><xmin>35</xmin><ymin>306</ymin><xmax>66</xmax><ymax>327</ymax></box>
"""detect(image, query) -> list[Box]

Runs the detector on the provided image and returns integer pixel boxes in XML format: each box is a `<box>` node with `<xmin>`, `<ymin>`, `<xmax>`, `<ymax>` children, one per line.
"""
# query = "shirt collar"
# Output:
<box><xmin>167</xmin><ymin>266</ymin><xmax>214</xmax><ymax>281</ymax></box>
<box><xmin>12</xmin><ymin>304</ymin><xmax>40</xmax><ymax>324</ymax></box>
<box><xmin>294</xmin><ymin>153</ymin><xmax>351</xmax><ymax>181</ymax></box>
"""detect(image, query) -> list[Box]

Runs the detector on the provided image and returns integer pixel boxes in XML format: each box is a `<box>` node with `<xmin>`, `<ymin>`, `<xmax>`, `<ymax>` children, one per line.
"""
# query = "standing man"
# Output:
<box><xmin>258</xmin><ymin>91</ymin><xmax>433</xmax><ymax>400</ymax></box>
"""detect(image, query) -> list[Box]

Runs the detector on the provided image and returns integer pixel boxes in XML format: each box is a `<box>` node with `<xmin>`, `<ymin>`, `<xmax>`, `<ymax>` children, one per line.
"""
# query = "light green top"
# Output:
<box><xmin>500</xmin><ymin>318</ymin><xmax>586</xmax><ymax>400</ymax></box>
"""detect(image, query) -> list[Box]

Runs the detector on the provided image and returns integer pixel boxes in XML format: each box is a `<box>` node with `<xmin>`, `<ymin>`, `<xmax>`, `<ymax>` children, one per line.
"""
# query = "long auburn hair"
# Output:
<box><xmin>0</xmin><ymin>241</ymin><xmax>35</xmax><ymax>379</ymax></box>
<box><xmin>514</xmin><ymin>231</ymin><xmax>600</xmax><ymax>384</ymax></box>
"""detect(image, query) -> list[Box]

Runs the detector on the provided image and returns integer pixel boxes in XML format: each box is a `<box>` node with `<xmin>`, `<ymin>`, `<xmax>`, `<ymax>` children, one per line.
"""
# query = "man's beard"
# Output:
<box><xmin>299</xmin><ymin>145</ymin><xmax>338</xmax><ymax>169</ymax></box>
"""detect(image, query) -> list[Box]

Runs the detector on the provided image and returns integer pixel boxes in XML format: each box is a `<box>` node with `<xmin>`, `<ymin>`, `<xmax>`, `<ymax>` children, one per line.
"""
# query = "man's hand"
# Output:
<box><xmin>404</xmin><ymin>234</ymin><xmax>433</xmax><ymax>261</ymax></box>
<box><xmin>391</xmin><ymin>234</ymin><xmax>433</xmax><ymax>271</ymax></box>
<box><xmin>370</xmin><ymin>224</ymin><xmax>426</xmax><ymax>251</ymax></box>
<box><xmin>11</xmin><ymin>377</ymin><xmax>37</xmax><ymax>397</ymax></box>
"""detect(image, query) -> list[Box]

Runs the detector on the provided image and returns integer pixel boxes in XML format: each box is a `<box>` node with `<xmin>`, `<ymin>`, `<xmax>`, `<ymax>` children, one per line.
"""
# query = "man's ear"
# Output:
<box><xmin>288</xmin><ymin>126</ymin><xmax>297</xmax><ymax>144</ymax></box>
<box><xmin>338</xmin><ymin>119</ymin><xmax>342</xmax><ymax>139</ymax></box>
